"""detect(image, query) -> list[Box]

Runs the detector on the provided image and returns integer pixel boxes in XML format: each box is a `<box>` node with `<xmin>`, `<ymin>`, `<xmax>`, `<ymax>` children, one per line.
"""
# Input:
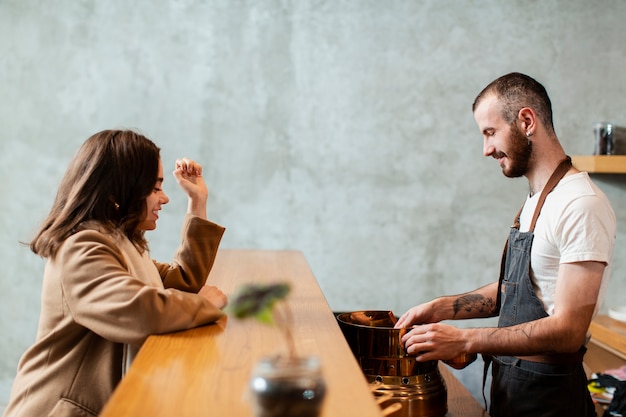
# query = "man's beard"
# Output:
<box><xmin>502</xmin><ymin>125</ymin><xmax>532</xmax><ymax>178</ymax></box>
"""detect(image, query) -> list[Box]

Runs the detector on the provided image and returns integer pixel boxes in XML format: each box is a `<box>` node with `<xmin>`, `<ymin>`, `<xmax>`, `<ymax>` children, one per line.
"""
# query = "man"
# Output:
<box><xmin>395</xmin><ymin>72</ymin><xmax>615</xmax><ymax>417</ymax></box>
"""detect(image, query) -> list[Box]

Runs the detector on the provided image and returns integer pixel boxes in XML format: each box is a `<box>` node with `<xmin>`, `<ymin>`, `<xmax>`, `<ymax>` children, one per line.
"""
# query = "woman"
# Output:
<box><xmin>3</xmin><ymin>130</ymin><xmax>227</xmax><ymax>417</ymax></box>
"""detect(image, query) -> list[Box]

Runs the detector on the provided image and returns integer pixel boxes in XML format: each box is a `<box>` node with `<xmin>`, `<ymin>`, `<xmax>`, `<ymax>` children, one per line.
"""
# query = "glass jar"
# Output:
<box><xmin>250</xmin><ymin>355</ymin><xmax>326</xmax><ymax>417</ymax></box>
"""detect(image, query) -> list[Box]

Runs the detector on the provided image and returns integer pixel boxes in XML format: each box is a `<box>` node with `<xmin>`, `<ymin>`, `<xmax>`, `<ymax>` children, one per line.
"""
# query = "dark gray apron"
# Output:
<box><xmin>487</xmin><ymin>157</ymin><xmax>596</xmax><ymax>417</ymax></box>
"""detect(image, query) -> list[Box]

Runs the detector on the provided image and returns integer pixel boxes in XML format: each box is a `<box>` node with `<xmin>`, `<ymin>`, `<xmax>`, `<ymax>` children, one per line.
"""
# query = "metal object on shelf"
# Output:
<box><xmin>594</xmin><ymin>122</ymin><xmax>626</xmax><ymax>155</ymax></box>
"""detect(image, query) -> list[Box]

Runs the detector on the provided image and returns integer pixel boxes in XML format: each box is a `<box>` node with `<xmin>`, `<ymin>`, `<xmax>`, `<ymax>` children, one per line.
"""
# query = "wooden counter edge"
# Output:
<box><xmin>589</xmin><ymin>315</ymin><xmax>626</xmax><ymax>360</ymax></box>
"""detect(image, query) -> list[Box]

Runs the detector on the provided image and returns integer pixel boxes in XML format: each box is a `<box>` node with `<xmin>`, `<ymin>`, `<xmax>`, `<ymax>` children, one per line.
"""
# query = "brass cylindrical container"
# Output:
<box><xmin>337</xmin><ymin>311</ymin><xmax>447</xmax><ymax>417</ymax></box>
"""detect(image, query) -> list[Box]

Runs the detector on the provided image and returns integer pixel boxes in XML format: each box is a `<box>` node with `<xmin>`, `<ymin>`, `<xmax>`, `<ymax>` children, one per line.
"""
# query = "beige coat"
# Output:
<box><xmin>4</xmin><ymin>215</ymin><xmax>225</xmax><ymax>417</ymax></box>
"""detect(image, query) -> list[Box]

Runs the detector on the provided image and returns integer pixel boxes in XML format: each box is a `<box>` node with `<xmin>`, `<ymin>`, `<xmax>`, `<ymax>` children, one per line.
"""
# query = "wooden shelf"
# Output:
<box><xmin>571</xmin><ymin>155</ymin><xmax>626</xmax><ymax>174</ymax></box>
<box><xmin>589</xmin><ymin>315</ymin><xmax>626</xmax><ymax>359</ymax></box>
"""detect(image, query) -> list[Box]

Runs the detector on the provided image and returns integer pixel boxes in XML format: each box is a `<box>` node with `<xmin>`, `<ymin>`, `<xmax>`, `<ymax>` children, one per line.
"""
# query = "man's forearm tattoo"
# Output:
<box><xmin>452</xmin><ymin>294</ymin><xmax>497</xmax><ymax>318</ymax></box>
<box><xmin>489</xmin><ymin>323</ymin><xmax>534</xmax><ymax>339</ymax></box>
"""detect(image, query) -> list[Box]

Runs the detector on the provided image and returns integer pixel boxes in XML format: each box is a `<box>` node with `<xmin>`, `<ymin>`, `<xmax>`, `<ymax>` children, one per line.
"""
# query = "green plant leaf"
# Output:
<box><xmin>255</xmin><ymin>307</ymin><xmax>275</xmax><ymax>325</ymax></box>
<box><xmin>227</xmin><ymin>282</ymin><xmax>290</xmax><ymax>323</ymax></box>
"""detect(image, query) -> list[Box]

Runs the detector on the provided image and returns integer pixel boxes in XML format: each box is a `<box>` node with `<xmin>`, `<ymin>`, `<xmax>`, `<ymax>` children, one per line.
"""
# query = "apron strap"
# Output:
<box><xmin>513</xmin><ymin>156</ymin><xmax>572</xmax><ymax>232</ymax></box>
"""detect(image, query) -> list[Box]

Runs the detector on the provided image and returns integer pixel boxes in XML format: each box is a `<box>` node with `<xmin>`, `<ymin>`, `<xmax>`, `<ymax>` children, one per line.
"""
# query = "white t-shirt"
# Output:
<box><xmin>518</xmin><ymin>172</ymin><xmax>616</xmax><ymax>316</ymax></box>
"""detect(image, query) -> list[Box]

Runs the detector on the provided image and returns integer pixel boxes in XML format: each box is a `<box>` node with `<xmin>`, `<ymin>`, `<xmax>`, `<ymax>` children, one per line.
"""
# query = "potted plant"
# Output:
<box><xmin>228</xmin><ymin>282</ymin><xmax>326</xmax><ymax>417</ymax></box>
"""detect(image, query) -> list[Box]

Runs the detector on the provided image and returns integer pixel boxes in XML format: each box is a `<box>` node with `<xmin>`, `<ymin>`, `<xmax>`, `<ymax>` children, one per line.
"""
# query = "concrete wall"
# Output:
<box><xmin>2</xmin><ymin>0</ymin><xmax>626</xmax><ymax>408</ymax></box>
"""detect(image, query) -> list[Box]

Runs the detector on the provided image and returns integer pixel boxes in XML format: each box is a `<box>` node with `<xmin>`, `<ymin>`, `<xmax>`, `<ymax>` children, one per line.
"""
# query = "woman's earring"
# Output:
<box><xmin>114</xmin><ymin>202</ymin><xmax>120</xmax><ymax>210</ymax></box>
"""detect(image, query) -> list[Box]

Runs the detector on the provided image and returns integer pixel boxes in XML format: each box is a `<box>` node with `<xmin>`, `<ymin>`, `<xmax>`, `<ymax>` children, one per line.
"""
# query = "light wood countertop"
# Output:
<box><xmin>100</xmin><ymin>249</ymin><xmax>488</xmax><ymax>417</ymax></box>
<box><xmin>589</xmin><ymin>314</ymin><xmax>626</xmax><ymax>360</ymax></box>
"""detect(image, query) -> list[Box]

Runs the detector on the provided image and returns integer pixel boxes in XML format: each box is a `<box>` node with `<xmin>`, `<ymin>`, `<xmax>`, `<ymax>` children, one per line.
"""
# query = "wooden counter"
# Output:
<box><xmin>100</xmin><ymin>250</ymin><xmax>488</xmax><ymax>417</ymax></box>
<box><xmin>586</xmin><ymin>314</ymin><xmax>626</xmax><ymax>376</ymax></box>
<box><xmin>584</xmin><ymin>315</ymin><xmax>626</xmax><ymax>415</ymax></box>
<box><xmin>589</xmin><ymin>314</ymin><xmax>626</xmax><ymax>360</ymax></box>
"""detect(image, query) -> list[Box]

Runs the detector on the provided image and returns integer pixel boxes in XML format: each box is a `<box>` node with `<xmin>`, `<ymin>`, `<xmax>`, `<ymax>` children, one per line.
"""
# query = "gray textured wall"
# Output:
<box><xmin>2</xmin><ymin>0</ymin><xmax>626</xmax><ymax>408</ymax></box>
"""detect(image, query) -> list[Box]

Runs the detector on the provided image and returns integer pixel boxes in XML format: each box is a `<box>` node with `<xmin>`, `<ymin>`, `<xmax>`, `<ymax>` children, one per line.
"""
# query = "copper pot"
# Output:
<box><xmin>337</xmin><ymin>311</ymin><xmax>447</xmax><ymax>417</ymax></box>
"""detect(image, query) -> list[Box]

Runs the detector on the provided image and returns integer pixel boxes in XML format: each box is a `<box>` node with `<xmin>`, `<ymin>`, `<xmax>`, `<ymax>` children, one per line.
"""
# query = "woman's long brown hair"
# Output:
<box><xmin>30</xmin><ymin>130</ymin><xmax>161</xmax><ymax>258</ymax></box>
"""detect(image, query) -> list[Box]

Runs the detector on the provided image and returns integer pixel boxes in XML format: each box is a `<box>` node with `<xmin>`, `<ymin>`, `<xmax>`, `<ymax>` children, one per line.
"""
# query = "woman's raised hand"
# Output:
<box><xmin>173</xmin><ymin>158</ymin><xmax>209</xmax><ymax>218</ymax></box>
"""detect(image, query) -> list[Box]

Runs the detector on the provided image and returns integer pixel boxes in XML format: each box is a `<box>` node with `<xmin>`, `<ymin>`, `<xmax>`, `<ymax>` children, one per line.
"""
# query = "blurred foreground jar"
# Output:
<box><xmin>250</xmin><ymin>356</ymin><xmax>326</xmax><ymax>417</ymax></box>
